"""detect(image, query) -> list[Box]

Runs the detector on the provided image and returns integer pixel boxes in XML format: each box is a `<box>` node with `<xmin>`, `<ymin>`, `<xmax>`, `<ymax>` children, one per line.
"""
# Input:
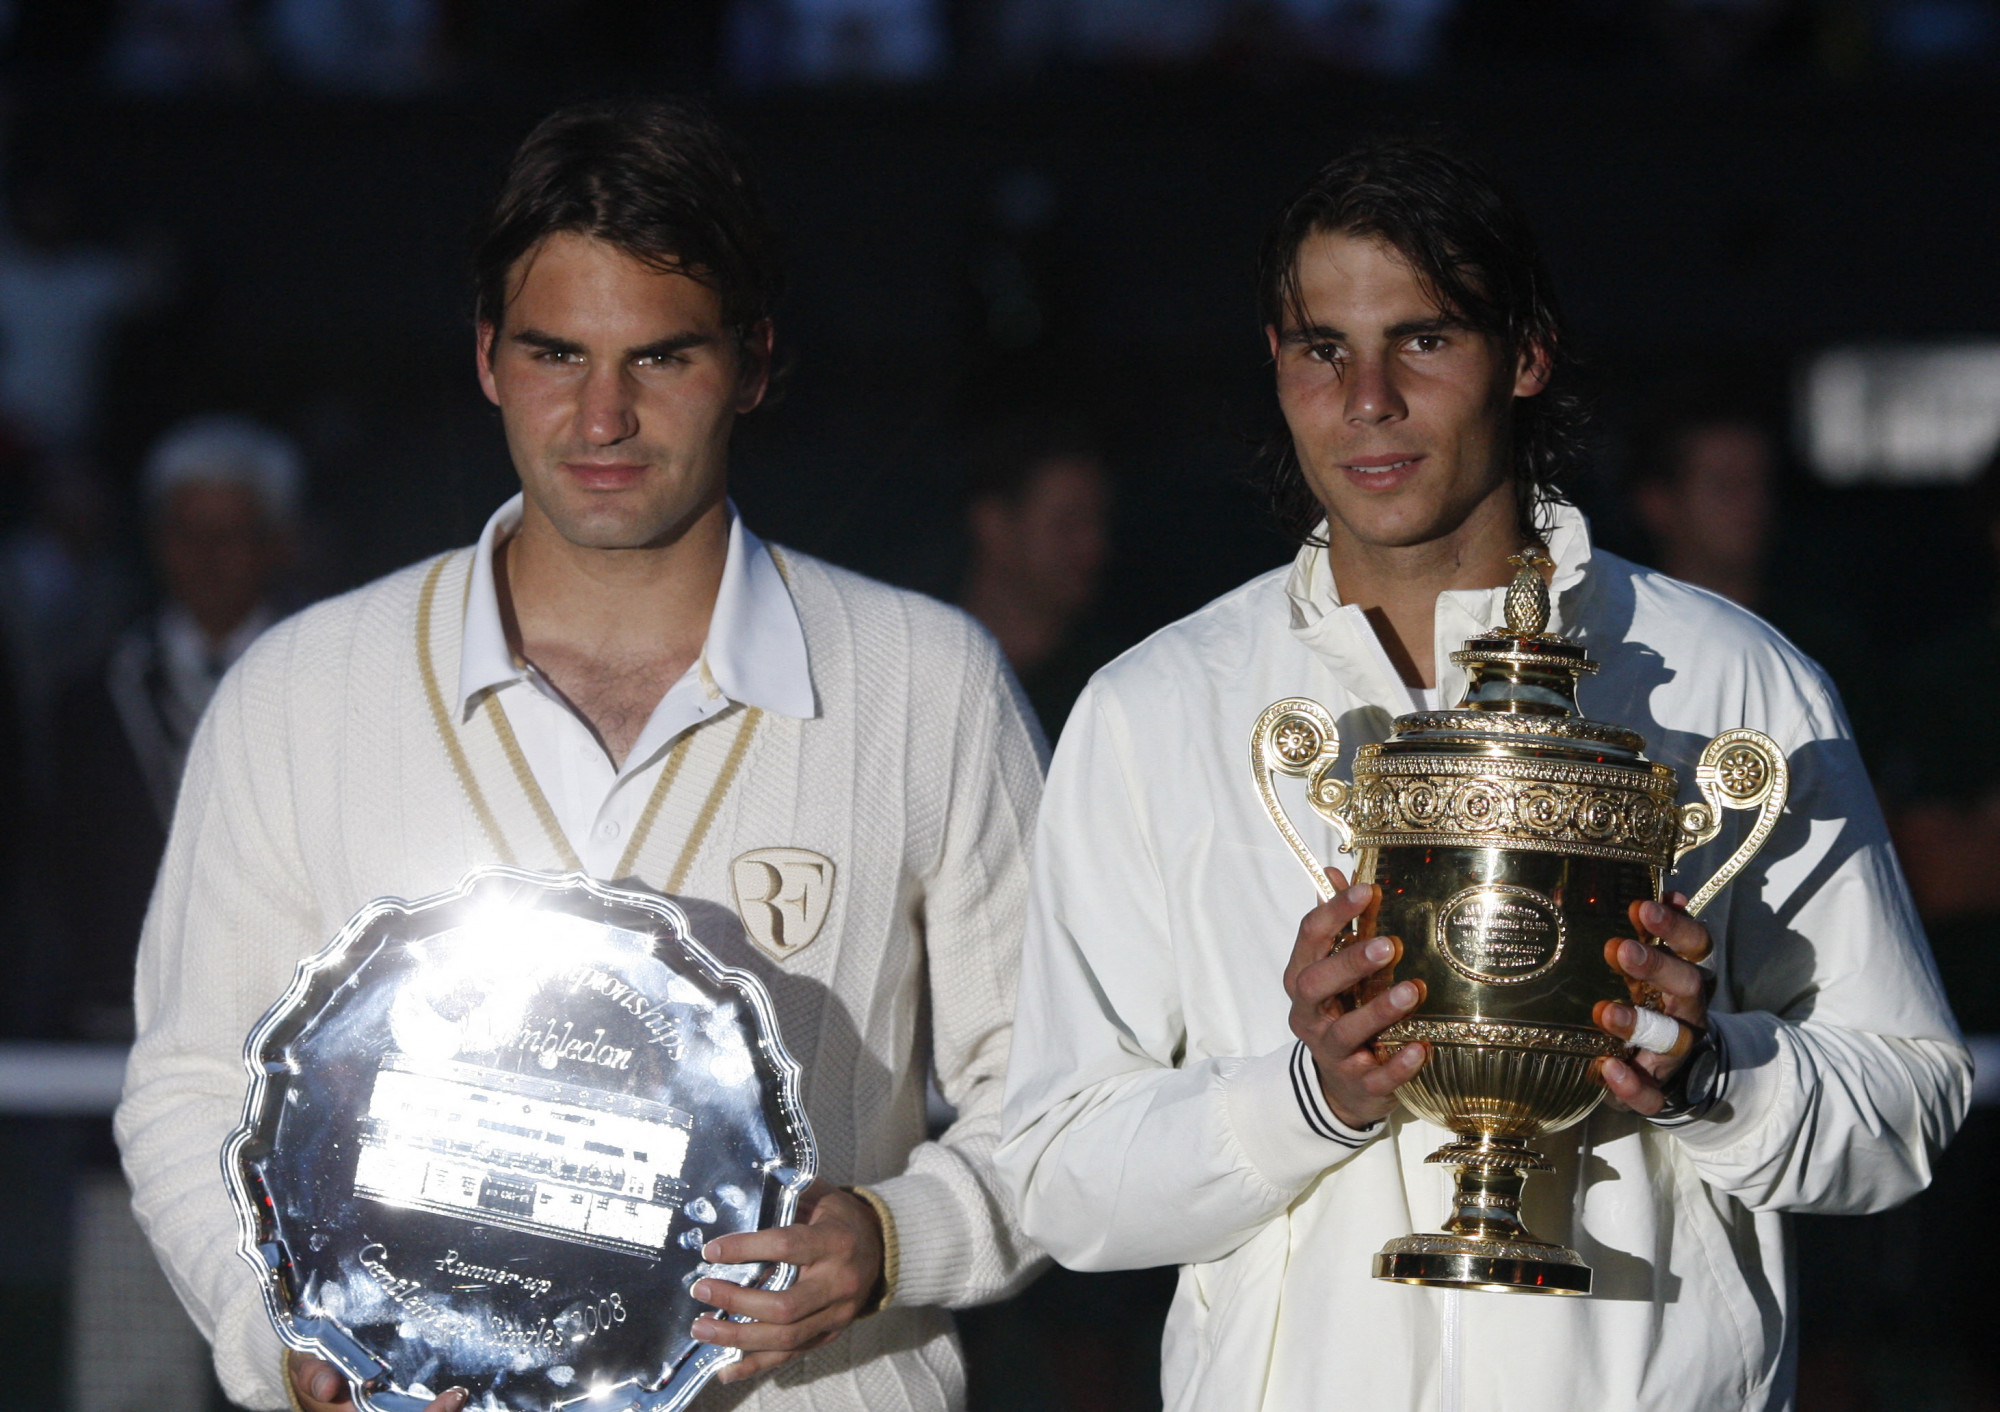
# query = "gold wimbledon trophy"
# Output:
<box><xmin>1252</xmin><ymin>550</ymin><xmax>1787</xmax><ymax>1296</ymax></box>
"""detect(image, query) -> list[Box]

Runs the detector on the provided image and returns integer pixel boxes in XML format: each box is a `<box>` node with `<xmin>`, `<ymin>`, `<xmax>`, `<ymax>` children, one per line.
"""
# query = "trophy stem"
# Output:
<box><xmin>1371</xmin><ymin>1135</ymin><xmax>1592</xmax><ymax>1295</ymax></box>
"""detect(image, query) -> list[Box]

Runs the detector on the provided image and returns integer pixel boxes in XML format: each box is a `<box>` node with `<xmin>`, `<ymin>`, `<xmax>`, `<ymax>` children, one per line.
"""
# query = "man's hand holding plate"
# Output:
<box><xmin>691</xmin><ymin>1179</ymin><xmax>885</xmax><ymax>1385</ymax></box>
<box><xmin>286</xmin><ymin>1352</ymin><xmax>466</xmax><ymax>1412</ymax></box>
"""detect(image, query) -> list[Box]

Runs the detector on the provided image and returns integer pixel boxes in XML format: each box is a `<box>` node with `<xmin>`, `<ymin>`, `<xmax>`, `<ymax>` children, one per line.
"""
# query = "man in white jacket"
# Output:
<box><xmin>117</xmin><ymin>100</ymin><xmax>1043</xmax><ymax>1412</ymax></box>
<box><xmin>996</xmin><ymin>138</ymin><xmax>1969</xmax><ymax>1411</ymax></box>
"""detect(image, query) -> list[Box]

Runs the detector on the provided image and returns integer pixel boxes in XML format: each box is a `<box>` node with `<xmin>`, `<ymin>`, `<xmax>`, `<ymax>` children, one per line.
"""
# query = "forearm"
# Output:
<box><xmin>862</xmin><ymin>1120</ymin><xmax>1043</xmax><ymax>1309</ymax></box>
<box><xmin>117</xmin><ymin>1042</ymin><xmax>289</xmax><ymax>1409</ymax></box>
<box><xmin>1669</xmin><ymin>1011</ymin><xmax>1971</xmax><ymax>1214</ymax></box>
<box><xmin>1001</xmin><ymin>1043</ymin><xmax>1376</xmax><ymax>1271</ymax></box>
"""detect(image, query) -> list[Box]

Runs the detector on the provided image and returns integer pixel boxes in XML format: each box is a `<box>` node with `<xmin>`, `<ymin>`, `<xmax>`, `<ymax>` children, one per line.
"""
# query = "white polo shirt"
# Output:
<box><xmin>454</xmin><ymin>493</ymin><xmax>815</xmax><ymax>876</ymax></box>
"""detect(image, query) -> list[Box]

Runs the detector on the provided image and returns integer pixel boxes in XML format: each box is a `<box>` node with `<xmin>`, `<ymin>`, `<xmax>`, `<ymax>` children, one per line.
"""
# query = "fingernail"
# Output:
<box><xmin>1389</xmin><ymin>981</ymin><xmax>1418</xmax><ymax>1008</ymax></box>
<box><xmin>1640</xmin><ymin>901</ymin><xmax>1666</xmax><ymax>928</ymax></box>
<box><xmin>692</xmin><ymin>1316</ymin><xmax>712</xmax><ymax>1340</ymax></box>
<box><xmin>692</xmin><ymin>1280</ymin><xmax>713</xmax><ymax>1302</ymax></box>
<box><xmin>1602</xmin><ymin>1058</ymin><xmax>1627</xmax><ymax>1082</ymax></box>
<box><xmin>313</xmin><ymin>1373</ymin><xmax>341</xmax><ymax>1402</ymax></box>
<box><xmin>441</xmin><ymin>1389</ymin><xmax>470</xmax><ymax>1412</ymax></box>
<box><xmin>1347</xmin><ymin>883</ymin><xmax>1373</xmax><ymax>906</ymax></box>
<box><xmin>701</xmin><ymin>1240</ymin><xmax>720</xmax><ymax>1260</ymax></box>
<box><xmin>1621</xmin><ymin>939</ymin><xmax>1650</xmax><ymax>969</ymax></box>
<box><xmin>1606</xmin><ymin>1003</ymin><xmax>1633</xmax><ymax>1031</ymax></box>
<box><xmin>1365</xmin><ymin>936</ymin><xmax>1393</xmax><ymax>963</ymax></box>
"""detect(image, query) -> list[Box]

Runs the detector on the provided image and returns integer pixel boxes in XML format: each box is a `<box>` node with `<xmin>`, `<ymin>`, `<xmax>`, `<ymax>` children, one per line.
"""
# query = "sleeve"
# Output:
<box><xmin>113</xmin><ymin>648</ymin><xmax>319</xmax><ymax>1411</ymax></box>
<box><xmin>996</xmin><ymin>683</ymin><xmax>1380</xmax><ymax>1274</ymax></box>
<box><xmin>856</xmin><ymin>625</ymin><xmax>1049</xmax><ymax>1309</ymax></box>
<box><xmin>1666</xmin><ymin>674</ymin><xmax>1973</xmax><ymax>1214</ymax></box>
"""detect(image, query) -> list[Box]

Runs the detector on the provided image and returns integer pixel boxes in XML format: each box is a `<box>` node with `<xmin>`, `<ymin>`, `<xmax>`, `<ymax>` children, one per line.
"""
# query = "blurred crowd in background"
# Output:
<box><xmin>1</xmin><ymin>1</ymin><xmax>1999</xmax><ymax>1410</ymax></box>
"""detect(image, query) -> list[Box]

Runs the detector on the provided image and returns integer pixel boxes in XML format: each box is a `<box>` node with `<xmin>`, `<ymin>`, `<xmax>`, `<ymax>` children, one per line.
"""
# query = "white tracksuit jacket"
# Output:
<box><xmin>996</xmin><ymin>502</ymin><xmax>1968</xmax><ymax>1412</ymax></box>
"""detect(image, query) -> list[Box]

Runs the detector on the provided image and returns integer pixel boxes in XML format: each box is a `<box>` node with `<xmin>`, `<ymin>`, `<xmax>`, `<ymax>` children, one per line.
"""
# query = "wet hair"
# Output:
<box><xmin>1254</xmin><ymin>136</ymin><xmax>1588</xmax><ymax>545</ymax></box>
<box><xmin>472</xmin><ymin>98</ymin><xmax>783</xmax><ymax>358</ymax></box>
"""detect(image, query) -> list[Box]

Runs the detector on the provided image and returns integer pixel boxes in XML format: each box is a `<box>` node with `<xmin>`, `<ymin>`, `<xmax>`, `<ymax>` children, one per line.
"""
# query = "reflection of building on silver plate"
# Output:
<box><xmin>222</xmin><ymin>866</ymin><xmax>819</xmax><ymax>1412</ymax></box>
<box><xmin>354</xmin><ymin>1055</ymin><xmax>693</xmax><ymax>1259</ymax></box>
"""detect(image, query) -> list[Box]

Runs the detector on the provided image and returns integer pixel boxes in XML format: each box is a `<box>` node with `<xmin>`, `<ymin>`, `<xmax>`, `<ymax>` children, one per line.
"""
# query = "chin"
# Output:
<box><xmin>541</xmin><ymin>502</ymin><xmax>675</xmax><ymax>551</ymax></box>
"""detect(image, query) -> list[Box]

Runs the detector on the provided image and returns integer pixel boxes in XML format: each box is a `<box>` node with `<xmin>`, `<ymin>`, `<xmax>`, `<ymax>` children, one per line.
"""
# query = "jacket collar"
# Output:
<box><xmin>1283</xmin><ymin>499</ymin><xmax>1595</xmax><ymax>714</ymax></box>
<box><xmin>456</xmin><ymin>492</ymin><xmax>816</xmax><ymax>721</ymax></box>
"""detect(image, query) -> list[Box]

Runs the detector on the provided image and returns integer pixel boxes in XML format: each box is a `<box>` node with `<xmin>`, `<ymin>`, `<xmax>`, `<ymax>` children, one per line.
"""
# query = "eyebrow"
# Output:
<box><xmin>509</xmin><ymin>327</ymin><xmax>718</xmax><ymax>361</ymax></box>
<box><xmin>1280</xmin><ymin>315</ymin><xmax>1471</xmax><ymax>344</ymax></box>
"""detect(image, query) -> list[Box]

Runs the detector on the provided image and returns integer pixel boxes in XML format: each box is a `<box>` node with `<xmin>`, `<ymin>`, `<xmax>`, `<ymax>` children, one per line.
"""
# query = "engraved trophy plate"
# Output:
<box><xmin>223</xmin><ymin>867</ymin><xmax>817</xmax><ymax>1412</ymax></box>
<box><xmin>1253</xmin><ymin>550</ymin><xmax>1789</xmax><ymax>1295</ymax></box>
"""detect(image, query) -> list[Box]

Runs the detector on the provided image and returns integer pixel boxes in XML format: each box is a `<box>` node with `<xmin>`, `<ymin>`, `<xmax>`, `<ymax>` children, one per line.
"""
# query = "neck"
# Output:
<box><xmin>185</xmin><ymin>601</ymin><xmax>261</xmax><ymax>652</ymax></box>
<box><xmin>1324</xmin><ymin>489</ymin><xmax>1527</xmax><ymax>689</ymax></box>
<box><xmin>504</xmin><ymin>495</ymin><xmax>729</xmax><ymax>658</ymax></box>
<box><xmin>962</xmin><ymin>563</ymin><xmax>1069</xmax><ymax>674</ymax></box>
<box><xmin>497</xmin><ymin>494</ymin><xmax>730</xmax><ymax>768</ymax></box>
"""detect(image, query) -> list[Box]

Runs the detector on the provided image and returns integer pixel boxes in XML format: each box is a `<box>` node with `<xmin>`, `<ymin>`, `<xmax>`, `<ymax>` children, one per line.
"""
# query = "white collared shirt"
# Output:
<box><xmin>455</xmin><ymin>493</ymin><xmax>814</xmax><ymax>877</ymax></box>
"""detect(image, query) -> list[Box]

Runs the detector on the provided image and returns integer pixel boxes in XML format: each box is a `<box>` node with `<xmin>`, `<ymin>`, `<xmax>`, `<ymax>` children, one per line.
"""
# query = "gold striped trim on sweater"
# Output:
<box><xmin>415</xmin><ymin>546</ymin><xmax>768</xmax><ymax>891</ymax></box>
<box><xmin>417</xmin><ymin>553</ymin><xmax>517</xmax><ymax>866</ymax></box>
<box><xmin>661</xmin><ymin>705</ymin><xmax>761</xmax><ymax>893</ymax></box>
<box><xmin>481</xmin><ymin>692</ymin><xmax>584</xmax><ymax>872</ymax></box>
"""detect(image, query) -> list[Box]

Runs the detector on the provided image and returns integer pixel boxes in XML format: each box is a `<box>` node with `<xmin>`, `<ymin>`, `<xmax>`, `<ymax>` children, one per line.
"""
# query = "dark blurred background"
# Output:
<box><xmin>2</xmin><ymin>1</ymin><xmax>1999</xmax><ymax>1409</ymax></box>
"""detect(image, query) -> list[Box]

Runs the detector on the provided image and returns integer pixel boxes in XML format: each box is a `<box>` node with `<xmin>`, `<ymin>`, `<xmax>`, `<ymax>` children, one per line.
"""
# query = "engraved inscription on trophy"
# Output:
<box><xmin>1434</xmin><ymin>883</ymin><xmax>1567</xmax><ymax>985</ymax></box>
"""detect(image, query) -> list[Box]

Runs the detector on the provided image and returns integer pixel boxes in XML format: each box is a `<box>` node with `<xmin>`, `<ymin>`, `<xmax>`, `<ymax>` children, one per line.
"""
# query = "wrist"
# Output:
<box><xmin>1649</xmin><ymin>1022</ymin><xmax>1725</xmax><ymax>1124</ymax></box>
<box><xmin>1294</xmin><ymin>1042</ymin><xmax>1386</xmax><ymax>1147</ymax></box>
<box><xmin>842</xmin><ymin>1185</ymin><xmax>898</xmax><ymax>1315</ymax></box>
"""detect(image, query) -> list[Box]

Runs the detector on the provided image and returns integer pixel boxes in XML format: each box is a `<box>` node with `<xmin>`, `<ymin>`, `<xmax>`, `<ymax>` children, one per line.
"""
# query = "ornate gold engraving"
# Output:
<box><xmin>1249</xmin><ymin>545</ymin><xmax>1790</xmax><ymax>1295</ymax></box>
<box><xmin>1390</xmin><ymin>710</ymin><xmax>1643</xmax><ymax>750</ymax></box>
<box><xmin>1377</xmin><ymin>1018</ymin><xmax>1623</xmax><ymax>1058</ymax></box>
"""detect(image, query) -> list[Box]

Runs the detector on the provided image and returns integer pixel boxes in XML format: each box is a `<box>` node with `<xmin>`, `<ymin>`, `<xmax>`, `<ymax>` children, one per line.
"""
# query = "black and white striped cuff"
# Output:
<box><xmin>1290</xmin><ymin>1041</ymin><xmax>1383</xmax><ymax>1148</ymax></box>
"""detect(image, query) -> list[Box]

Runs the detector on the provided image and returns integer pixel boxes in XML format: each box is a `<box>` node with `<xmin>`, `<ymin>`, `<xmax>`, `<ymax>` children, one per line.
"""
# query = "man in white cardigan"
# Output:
<box><xmin>996</xmin><ymin>139</ymin><xmax>1969</xmax><ymax>1410</ymax></box>
<box><xmin>117</xmin><ymin>100</ymin><xmax>1044</xmax><ymax>1412</ymax></box>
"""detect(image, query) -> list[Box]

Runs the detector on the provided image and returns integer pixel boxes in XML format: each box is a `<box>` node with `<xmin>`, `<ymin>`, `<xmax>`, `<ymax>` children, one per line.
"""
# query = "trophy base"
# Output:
<box><xmin>1372</xmin><ymin>1233</ymin><xmax>1592</xmax><ymax>1295</ymax></box>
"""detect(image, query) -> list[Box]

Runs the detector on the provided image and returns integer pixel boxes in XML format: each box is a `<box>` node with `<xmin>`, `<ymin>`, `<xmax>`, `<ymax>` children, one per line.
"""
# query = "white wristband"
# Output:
<box><xmin>1628</xmin><ymin>1006</ymin><xmax>1682</xmax><ymax>1055</ymax></box>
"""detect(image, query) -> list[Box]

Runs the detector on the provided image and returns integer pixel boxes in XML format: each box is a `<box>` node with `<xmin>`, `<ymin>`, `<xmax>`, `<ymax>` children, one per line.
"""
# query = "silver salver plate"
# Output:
<box><xmin>223</xmin><ymin>867</ymin><xmax>817</xmax><ymax>1412</ymax></box>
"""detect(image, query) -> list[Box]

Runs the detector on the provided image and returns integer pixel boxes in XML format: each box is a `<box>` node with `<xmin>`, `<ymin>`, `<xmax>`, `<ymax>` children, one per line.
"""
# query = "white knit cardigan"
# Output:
<box><xmin>115</xmin><ymin>543</ymin><xmax>1047</xmax><ymax>1411</ymax></box>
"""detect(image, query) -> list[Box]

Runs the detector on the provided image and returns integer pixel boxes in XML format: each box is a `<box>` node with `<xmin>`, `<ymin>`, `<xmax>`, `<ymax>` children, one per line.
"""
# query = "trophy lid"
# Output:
<box><xmin>1385</xmin><ymin>548</ymin><xmax>1647</xmax><ymax>760</ymax></box>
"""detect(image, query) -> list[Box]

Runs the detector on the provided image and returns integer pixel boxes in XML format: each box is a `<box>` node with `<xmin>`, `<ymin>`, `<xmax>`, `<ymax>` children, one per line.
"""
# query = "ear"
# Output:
<box><xmin>475</xmin><ymin>322</ymin><xmax>501</xmax><ymax>407</ymax></box>
<box><xmin>1265</xmin><ymin>324</ymin><xmax>1282</xmax><ymax>362</ymax></box>
<box><xmin>735</xmin><ymin>320</ymin><xmax>775</xmax><ymax>414</ymax></box>
<box><xmin>1512</xmin><ymin>340</ymin><xmax>1551</xmax><ymax>400</ymax></box>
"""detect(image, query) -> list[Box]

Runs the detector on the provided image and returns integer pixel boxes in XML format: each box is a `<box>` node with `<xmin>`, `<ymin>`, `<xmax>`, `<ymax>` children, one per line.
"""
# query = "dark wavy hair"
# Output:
<box><xmin>1255</xmin><ymin>137</ymin><xmax>1588</xmax><ymax>545</ymax></box>
<box><xmin>472</xmin><ymin>99</ymin><xmax>783</xmax><ymax>360</ymax></box>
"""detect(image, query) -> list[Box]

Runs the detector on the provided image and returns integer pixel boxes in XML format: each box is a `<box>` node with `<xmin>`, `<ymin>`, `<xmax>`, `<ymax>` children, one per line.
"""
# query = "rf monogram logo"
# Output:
<box><xmin>729</xmin><ymin>848</ymin><xmax>835</xmax><ymax>961</ymax></box>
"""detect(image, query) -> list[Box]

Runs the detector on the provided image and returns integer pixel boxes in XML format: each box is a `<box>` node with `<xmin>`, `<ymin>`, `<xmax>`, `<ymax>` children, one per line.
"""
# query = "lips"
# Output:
<box><xmin>562</xmin><ymin>461</ymin><xmax>648</xmax><ymax>491</ymax></box>
<box><xmin>1339</xmin><ymin>453</ymin><xmax>1425</xmax><ymax>490</ymax></box>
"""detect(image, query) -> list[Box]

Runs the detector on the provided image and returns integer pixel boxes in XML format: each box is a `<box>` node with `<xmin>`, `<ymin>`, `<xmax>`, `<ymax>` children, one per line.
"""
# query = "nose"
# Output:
<box><xmin>577</xmin><ymin>363</ymin><xmax>639</xmax><ymax>447</ymax></box>
<box><xmin>1343</xmin><ymin>351</ymin><xmax>1407</xmax><ymax>427</ymax></box>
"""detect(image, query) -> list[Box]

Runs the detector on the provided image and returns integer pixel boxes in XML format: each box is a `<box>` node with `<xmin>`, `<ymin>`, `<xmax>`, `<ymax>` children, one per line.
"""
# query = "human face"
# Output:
<box><xmin>1663</xmin><ymin>423</ymin><xmax>1772</xmax><ymax>573</ymax></box>
<box><xmin>157</xmin><ymin>481</ymin><xmax>282</xmax><ymax>640</ymax></box>
<box><xmin>1267</xmin><ymin>231</ymin><xmax>1546</xmax><ymax>551</ymax></box>
<box><xmin>476</xmin><ymin>231</ymin><xmax>769</xmax><ymax>551</ymax></box>
<box><xmin>971</xmin><ymin>456</ymin><xmax>1111</xmax><ymax>616</ymax></box>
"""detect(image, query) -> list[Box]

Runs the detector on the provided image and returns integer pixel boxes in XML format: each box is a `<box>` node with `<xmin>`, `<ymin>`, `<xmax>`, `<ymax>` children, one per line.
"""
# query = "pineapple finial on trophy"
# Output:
<box><xmin>1502</xmin><ymin>546</ymin><xmax>1556</xmax><ymax>639</ymax></box>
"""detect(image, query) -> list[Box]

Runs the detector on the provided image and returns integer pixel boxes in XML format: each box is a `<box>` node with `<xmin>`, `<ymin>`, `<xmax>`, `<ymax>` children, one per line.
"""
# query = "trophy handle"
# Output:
<box><xmin>1672</xmin><ymin>728</ymin><xmax>1789</xmax><ymax>918</ymax></box>
<box><xmin>1251</xmin><ymin>698</ymin><xmax>1354</xmax><ymax>902</ymax></box>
